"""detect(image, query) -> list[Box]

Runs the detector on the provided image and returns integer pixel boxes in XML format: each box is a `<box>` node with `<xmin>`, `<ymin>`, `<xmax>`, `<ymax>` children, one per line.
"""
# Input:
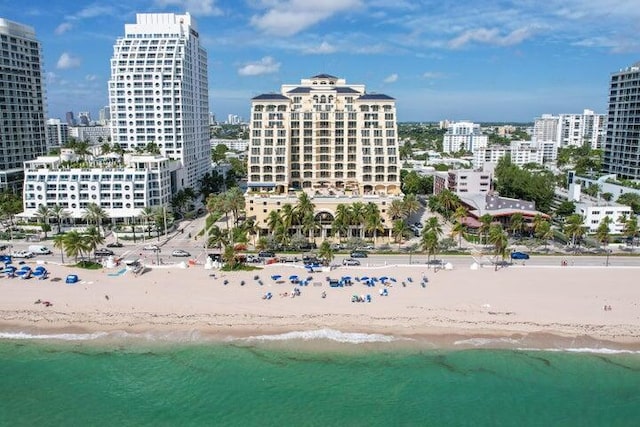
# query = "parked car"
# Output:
<box><xmin>246</xmin><ymin>254</ymin><xmax>262</xmax><ymax>263</ymax></box>
<box><xmin>342</xmin><ymin>258</ymin><xmax>361</xmax><ymax>266</ymax></box>
<box><xmin>510</xmin><ymin>251</ymin><xmax>530</xmax><ymax>260</ymax></box>
<box><xmin>106</xmin><ymin>242</ymin><xmax>124</xmax><ymax>248</ymax></box>
<box><xmin>350</xmin><ymin>251</ymin><xmax>368</xmax><ymax>258</ymax></box>
<box><xmin>10</xmin><ymin>250</ymin><xmax>33</xmax><ymax>259</ymax></box>
<box><xmin>95</xmin><ymin>248</ymin><xmax>115</xmax><ymax>257</ymax></box>
<box><xmin>258</xmin><ymin>251</ymin><xmax>275</xmax><ymax>258</ymax></box>
<box><xmin>144</xmin><ymin>245</ymin><xmax>160</xmax><ymax>252</ymax></box>
<box><xmin>172</xmin><ymin>249</ymin><xmax>191</xmax><ymax>257</ymax></box>
<box><xmin>28</xmin><ymin>245</ymin><xmax>51</xmax><ymax>255</ymax></box>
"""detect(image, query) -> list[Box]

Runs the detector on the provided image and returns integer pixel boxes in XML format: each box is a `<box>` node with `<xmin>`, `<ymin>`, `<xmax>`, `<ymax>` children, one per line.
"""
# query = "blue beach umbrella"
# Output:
<box><xmin>271</xmin><ymin>275</ymin><xmax>282</xmax><ymax>280</ymax></box>
<box><xmin>360</xmin><ymin>276</ymin><xmax>369</xmax><ymax>281</ymax></box>
<box><xmin>289</xmin><ymin>275</ymin><xmax>299</xmax><ymax>280</ymax></box>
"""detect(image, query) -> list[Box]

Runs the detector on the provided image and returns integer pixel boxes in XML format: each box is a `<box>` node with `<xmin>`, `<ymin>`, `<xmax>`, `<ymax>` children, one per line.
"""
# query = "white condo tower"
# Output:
<box><xmin>108</xmin><ymin>13</ymin><xmax>211</xmax><ymax>193</ymax></box>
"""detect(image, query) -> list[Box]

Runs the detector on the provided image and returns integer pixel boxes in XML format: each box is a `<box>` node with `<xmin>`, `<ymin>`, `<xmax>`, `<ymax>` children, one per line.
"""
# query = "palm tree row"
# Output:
<box><xmin>52</xmin><ymin>226</ymin><xmax>104</xmax><ymax>264</ymax></box>
<box><xmin>33</xmin><ymin>202</ymin><xmax>107</xmax><ymax>237</ymax></box>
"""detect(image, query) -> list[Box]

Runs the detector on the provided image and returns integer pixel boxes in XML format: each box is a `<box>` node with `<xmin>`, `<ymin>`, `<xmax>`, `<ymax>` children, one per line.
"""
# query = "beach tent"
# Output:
<box><xmin>65</xmin><ymin>274</ymin><xmax>79</xmax><ymax>284</ymax></box>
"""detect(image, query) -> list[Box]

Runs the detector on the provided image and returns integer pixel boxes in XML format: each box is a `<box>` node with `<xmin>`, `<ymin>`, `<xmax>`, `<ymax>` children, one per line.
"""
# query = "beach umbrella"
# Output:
<box><xmin>271</xmin><ymin>275</ymin><xmax>282</xmax><ymax>280</ymax></box>
<box><xmin>360</xmin><ymin>276</ymin><xmax>369</xmax><ymax>281</ymax></box>
<box><xmin>379</xmin><ymin>276</ymin><xmax>389</xmax><ymax>281</ymax></box>
<box><xmin>390</xmin><ymin>278</ymin><xmax>397</xmax><ymax>282</ymax></box>
<box><xmin>341</xmin><ymin>276</ymin><xmax>351</xmax><ymax>280</ymax></box>
<box><xmin>289</xmin><ymin>275</ymin><xmax>299</xmax><ymax>280</ymax></box>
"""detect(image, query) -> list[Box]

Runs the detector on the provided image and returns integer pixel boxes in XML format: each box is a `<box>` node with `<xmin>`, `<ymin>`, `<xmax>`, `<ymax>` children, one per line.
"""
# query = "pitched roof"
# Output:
<box><xmin>252</xmin><ymin>93</ymin><xmax>289</xmax><ymax>101</ymax></box>
<box><xmin>358</xmin><ymin>93</ymin><xmax>395</xmax><ymax>100</ymax></box>
<box><xmin>310</xmin><ymin>73</ymin><xmax>339</xmax><ymax>79</ymax></box>
<box><xmin>286</xmin><ymin>87</ymin><xmax>311</xmax><ymax>94</ymax></box>
<box><xmin>335</xmin><ymin>87</ymin><xmax>360</xmax><ymax>94</ymax></box>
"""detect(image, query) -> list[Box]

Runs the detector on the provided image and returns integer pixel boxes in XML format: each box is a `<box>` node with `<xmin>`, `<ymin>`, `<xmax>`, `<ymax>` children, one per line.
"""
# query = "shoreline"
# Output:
<box><xmin>1</xmin><ymin>261</ymin><xmax>640</xmax><ymax>352</ymax></box>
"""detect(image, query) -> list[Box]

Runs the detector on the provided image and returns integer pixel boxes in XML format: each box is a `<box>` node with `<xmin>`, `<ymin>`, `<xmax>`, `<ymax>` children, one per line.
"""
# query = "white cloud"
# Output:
<box><xmin>251</xmin><ymin>0</ymin><xmax>362</xmax><ymax>36</ymax></box>
<box><xmin>154</xmin><ymin>0</ymin><xmax>223</xmax><ymax>16</ymax></box>
<box><xmin>54</xmin><ymin>22</ymin><xmax>73</xmax><ymax>35</ymax></box>
<box><xmin>423</xmin><ymin>71</ymin><xmax>446</xmax><ymax>79</ymax></box>
<box><xmin>383</xmin><ymin>73</ymin><xmax>398</xmax><ymax>83</ymax></box>
<box><xmin>85</xmin><ymin>74</ymin><xmax>98</xmax><ymax>81</ymax></box>
<box><xmin>304</xmin><ymin>41</ymin><xmax>337</xmax><ymax>54</ymax></box>
<box><xmin>448</xmin><ymin>26</ymin><xmax>536</xmax><ymax>48</ymax></box>
<box><xmin>73</xmin><ymin>5</ymin><xmax>115</xmax><ymax>19</ymax></box>
<box><xmin>238</xmin><ymin>56</ymin><xmax>280</xmax><ymax>76</ymax></box>
<box><xmin>56</xmin><ymin>53</ymin><xmax>81</xmax><ymax>69</ymax></box>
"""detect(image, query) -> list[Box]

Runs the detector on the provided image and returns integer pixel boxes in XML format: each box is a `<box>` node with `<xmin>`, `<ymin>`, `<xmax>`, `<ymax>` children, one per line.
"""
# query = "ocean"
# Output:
<box><xmin>0</xmin><ymin>329</ymin><xmax>639</xmax><ymax>427</ymax></box>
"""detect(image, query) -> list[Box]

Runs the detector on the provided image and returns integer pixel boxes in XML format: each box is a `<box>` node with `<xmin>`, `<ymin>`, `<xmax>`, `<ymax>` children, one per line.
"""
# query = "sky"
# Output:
<box><xmin>2</xmin><ymin>0</ymin><xmax>640</xmax><ymax>123</ymax></box>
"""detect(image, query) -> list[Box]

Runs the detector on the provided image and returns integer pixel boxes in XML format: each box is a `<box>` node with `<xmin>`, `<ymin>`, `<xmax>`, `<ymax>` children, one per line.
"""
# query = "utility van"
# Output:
<box><xmin>28</xmin><ymin>245</ymin><xmax>52</xmax><ymax>255</ymax></box>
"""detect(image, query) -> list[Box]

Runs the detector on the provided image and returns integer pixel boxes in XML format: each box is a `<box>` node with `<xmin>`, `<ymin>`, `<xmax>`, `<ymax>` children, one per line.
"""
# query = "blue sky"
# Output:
<box><xmin>2</xmin><ymin>0</ymin><xmax>639</xmax><ymax>122</ymax></box>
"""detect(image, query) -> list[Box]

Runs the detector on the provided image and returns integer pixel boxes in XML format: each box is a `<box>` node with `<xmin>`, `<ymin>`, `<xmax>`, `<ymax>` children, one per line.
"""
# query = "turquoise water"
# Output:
<box><xmin>0</xmin><ymin>336</ymin><xmax>639</xmax><ymax>426</ymax></box>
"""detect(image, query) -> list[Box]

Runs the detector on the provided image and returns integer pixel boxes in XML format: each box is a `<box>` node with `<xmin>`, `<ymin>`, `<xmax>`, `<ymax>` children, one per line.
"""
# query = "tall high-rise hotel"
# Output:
<box><xmin>248</xmin><ymin>74</ymin><xmax>401</xmax><ymax>195</ymax></box>
<box><xmin>108</xmin><ymin>13</ymin><xmax>210</xmax><ymax>191</ymax></box>
<box><xmin>604</xmin><ymin>62</ymin><xmax>640</xmax><ymax>179</ymax></box>
<box><xmin>0</xmin><ymin>18</ymin><xmax>47</xmax><ymax>192</ymax></box>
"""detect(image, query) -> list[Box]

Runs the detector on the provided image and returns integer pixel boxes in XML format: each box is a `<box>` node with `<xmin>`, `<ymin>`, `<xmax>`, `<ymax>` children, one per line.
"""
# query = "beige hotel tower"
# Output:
<box><xmin>246</xmin><ymin>74</ymin><xmax>403</xmax><ymax>240</ymax></box>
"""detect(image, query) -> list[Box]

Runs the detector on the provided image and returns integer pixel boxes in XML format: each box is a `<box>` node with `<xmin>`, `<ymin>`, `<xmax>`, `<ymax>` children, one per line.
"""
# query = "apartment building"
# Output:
<box><xmin>473</xmin><ymin>141</ymin><xmax>544</xmax><ymax>172</ymax></box>
<box><xmin>603</xmin><ymin>62</ymin><xmax>640</xmax><ymax>179</ymax></box>
<box><xmin>46</xmin><ymin>119</ymin><xmax>69</xmax><ymax>149</ymax></box>
<box><xmin>0</xmin><ymin>18</ymin><xmax>47</xmax><ymax>192</ymax></box>
<box><xmin>433</xmin><ymin>170</ymin><xmax>492</xmax><ymax>195</ymax></box>
<box><xmin>22</xmin><ymin>153</ymin><xmax>172</xmax><ymax>220</ymax></box>
<box><xmin>247</xmin><ymin>74</ymin><xmax>401</xmax><ymax>195</ymax></box>
<box><xmin>69</xmin><ymin>125</ymin><xmax>111</xmax><ymax>144</ymax></box>
<box><xmin>442</xmin><ymin>121</ymin><xmax>488</xmax><ymax>154</ymax></box>
<box><xmin>532</xmin><ymin>110</ymin><xmax>605</xmax><ymax>150</ymax></box>
<box><xmin>108</xmin><ymin>13</ymin><xmax>211</xmax><ymax>191</ymax></box>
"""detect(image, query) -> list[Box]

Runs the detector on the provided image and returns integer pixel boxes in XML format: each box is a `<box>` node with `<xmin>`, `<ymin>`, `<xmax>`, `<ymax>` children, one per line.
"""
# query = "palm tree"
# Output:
<box><xmin>300</xmin><ymin>211</ymin><xmax>320</xmax><ymax>244</ymax></box>
<box><xmin>350</xmin><ymin>202</ymin><xmax>366</xmax><ymax>239</ymax></box>
<box><xmin>392</xmin><ymin>219</ymin><xmax>412</xmax><ymax>249</ymax></box>
<box><xmin>387</xmin><ymin>199</ymin><xmax>406</xmax><ymax>221</ymax></box>
<box><xmin>564</xmin><ymin>214</ymin><xmax>586</xmax><ymax>250</ymax></box>
<box><xmin>438</xmin><ymin>189</ymin><xmax>460</xmax><ymax>220</ymax></box>
<box><xmin>450</xmin><ymin>221</ymin><xmax>466</xmax><ymax>249</ymax></box>
<box><xmin>50</xmin><ymin>204</ymin><xmax>71</xmax><ymax>234</ymax></box>
<box><xmin>82</xmin><ymin>203</ymin><xmax>109</xmax><ymax>236</ymax></box>
<box><xmin>478</xmin><ymin>214</ymin><xmax>493</xmax><ymax>246</ymax></box>
<box><xmin>534</xmin><ymin>220</ymin><xmax>553</xmax><ymax>251</ymax></box>
<box><xmin>52</xmin><ymin>233</ymin><xmax>66</xmax><ymax>263</ymax></box>
<box><xmin>294</xmin><ymin>192</ymin><xmax>315</xmax><ymax>228</ymax></box>
<box><xmin>364</xmin><ymin>203</ymin><xmax>384</xmax><ymax>246</ymax></box>
<box><xmin>509</xmin><ymin>213</ymin><xmax>525</xmax><ymax>239</ymax></box>
<box><xmin>333</xmin><ymin>204</ymin><xmax>351</xmax><ymax>242</ymax></box>
<box><xmin>63</xmin><ymin>230</ymin><xmax>89</xmax><ymax>263</ymax></box>
<box><xmin>84</xmin><ymin>226</ymin><xmax>105</xmax><ymax>260</ymax></box>
<box><xmin>139</xmin><ymin>207</ymin><xmax>155</xmax><ymax>239</ymax></box>
<box><xmin>403</xmin><ymin>194</ymin><xmax>421</xmax><ymax>220</ymax></box>
<box><xmin>623</xmin><ymin>216</ymin><xmax>639</xmax><ymax>251</ymax></box>
<box><xmin>267</xmin><ymin>210</ymin><xmax>283</xmax><ymax>237</ymax></box>
<box><xmin>33</xmin><ymin>204</ymin><xmax>52</xmax><ymax>239</ymax></box>
<box><xmin>424</xmin><ymin>216</ymin><xmax>443</xmax><ymax>239</ymax></box>
<box><xmin>280</xmin><ymin>204</ymin><xmax>296</xmax><ymax>238</ymax></box>
<box><xmin>488</xmin><ymin>224</ymin><xmax>509</xmax><ymax>271</ymax></box>
<box><xmin>595</xmin><ymin>216</ymin><xmax>612</xmax><ymax>249</ymax></box>
<box><xmin>317</xmin><ymin>240</ymin><xmax>334</xmax><ymax>266</ymax></box>
<box><xmin>421</xmin><ymin>230</ymin><xmax>439</xmax><ymax>266</ymax></box>
<box><xmin>225</xmin><ymin>187</ymin><xmax>245</xmax><ymax>227</ymax></box>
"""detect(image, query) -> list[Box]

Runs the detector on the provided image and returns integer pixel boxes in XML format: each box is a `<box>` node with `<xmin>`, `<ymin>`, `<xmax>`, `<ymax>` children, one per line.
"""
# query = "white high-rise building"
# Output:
<box><xmin>442</xmin><ymin>121</ymin><xmax>488</xmax><ymax>153</ymax></box>
<box><xmin>533</xmin><ymin>110</ymin><xmax>605</xmax><ymax>149</ymax></box>
<box><xmin>108</xmin><ymin>13</ymin><xmax>211</xmax><ymax>191</ymax></box>
<box><xmin>0</xmin><ymin>18</ymin><xmax>47</xmax><ymax>192</ymax></box>
<box><xmin>46</xmin><ymin>119</ymin><xmax>69</xmax><ymax>148</ymax></box>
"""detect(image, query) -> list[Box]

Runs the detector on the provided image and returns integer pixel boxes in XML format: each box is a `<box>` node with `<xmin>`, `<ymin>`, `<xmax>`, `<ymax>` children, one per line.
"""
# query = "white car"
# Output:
<box><xmin>11</xmin><ymin>250</ymin><xmax>33</xmax><ymax>259</ymax></box>
<box><xmin>171</xmin><ymin>249</ymin><xmax>191</xmax><ymax>257</ymax></box>
<box><xmin>143</xmin><ymin>245</ymin><xmax>160</xmax><ymax>252</ymax></box>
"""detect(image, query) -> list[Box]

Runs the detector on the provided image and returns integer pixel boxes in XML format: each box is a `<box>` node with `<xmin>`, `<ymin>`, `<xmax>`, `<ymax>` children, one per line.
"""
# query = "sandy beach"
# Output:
<box><xmin>1</xmin><ymin>260</ymin><xmax>639</xmax><ymax>348</ymax></box>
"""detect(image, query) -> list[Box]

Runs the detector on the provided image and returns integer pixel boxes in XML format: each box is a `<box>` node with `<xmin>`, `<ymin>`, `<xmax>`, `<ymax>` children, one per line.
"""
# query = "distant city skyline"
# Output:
<box><xmin>2</xmin><ymin>1</ymin><xmax>640</xmax><ymax>122</ymax></box>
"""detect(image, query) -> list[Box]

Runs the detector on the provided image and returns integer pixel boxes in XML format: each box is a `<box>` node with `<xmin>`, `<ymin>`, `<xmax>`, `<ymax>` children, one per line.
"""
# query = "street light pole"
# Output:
<box><xmin>606</xmin><ymin>248</ymin><xmax>610</xmax><ymax>267</ymax></box>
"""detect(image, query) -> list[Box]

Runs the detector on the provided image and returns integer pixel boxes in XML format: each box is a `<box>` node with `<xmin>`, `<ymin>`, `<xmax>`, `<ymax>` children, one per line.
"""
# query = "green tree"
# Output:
<box><xmin>82</xmin><ymin>203</ymin><xmax>109</xmax><ymax>236</ymax></box>
<box><xmin>387</xmin><ymin>199</ymin><xmax>406</xmax><ymax>221</ymax></box>
<box><xmin>421</xmin><ymin>230</ymin><xmax>439</xmax><ymax>266</ymax></box>
<box><xmin>52</xmin><ymin>233</ymin><xmax>66</xmax><ymax>263</ymax></box>
<box><xmin>50</xmin><ymin>204</ymin><xmax>71</xmax><ymax>234</ymax></box>
<box><xmin>391</xmin><ymin>219</ymin><xmax>412</xmax><ymax>249</ymax></box>
<box><xmin>478</xmin><ymin>214</ymin><xmax>493</xmax><ymax>246</ymax></box>
<box><xmin>62</xmin><ymin>230</ymin><xmax>89</xmax><ymax>263</ymax></box>
<box><xmin>595</xmin><ymin>216</ymin><xmax>612</xmax><ymax>249</ymax></box>
<box><xmin>617</xmin><ymin>193</ymin><xmax>640</xmax><ymax>215</ymax></box>
<box><xmin>623</xmin><ymin>216</ymin><xmax>639</xmax><ymax>250</ymax></box>
<box><xmin>402</xmin><ymin>194</ymin><xmax>421</xmax><ymax>220</ymax></box>
<box><xmin>564</xmin><ymin>214</ymin><xmax>586</xmax><ymax>249</ymax></box>
<box><xmin>534</xmin><ymin>220</ymin><xmax>553</xmax><ymax>250</ymax></box>
<box><xmin>488</xmin><ymin>224</ymin><xmax>509</xmax><ymax>270</ymax></box>
<box><xmin>555</xmin><ymin>201</ymin><xmax>576</xmax><ymax>218</ymax></box>
<box><xmin>364</xmin><ymin>203</ymin><xmax>384</xmax><ymax>246</ymax></box>
<box><xmin>450</xmin><ymin>221</ymin><xmax>466</xmax><ymax>249</ymax></box>
<box><xmin>33</xmin><ymin>204</ymin><xmax>52</xmax><ymax>239</ymax></box>
<box><xmin>317</xmin><ymin>240</ymin><xmax>334</xmax><ymax>265</ymax></box>
<box><xmin>494</xmin><ymin>157</ymin><xmax>555</xmax><ymax>212</ymax></box>
<box><xmin>84</xmin><ymin>226</ymin><xmax>105</xmax><ymax>260</ymax></box>
<box><xmin>508</xmin><ymin>212</ymin><xmax>525</xmax><ymax>238</ymax></box>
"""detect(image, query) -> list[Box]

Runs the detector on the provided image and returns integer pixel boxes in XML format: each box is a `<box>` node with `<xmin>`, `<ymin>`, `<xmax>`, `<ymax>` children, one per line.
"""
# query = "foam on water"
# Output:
<box><xmin>0</xmin><ymin>331</ymin><xmax>110</xmax><ymax>341</ymax></box>
<box><xmin>240</xmin><ymin>328</ymin><xmax>399</xmax><ymax>344</ymax></box>
<box><xmin>518</xmin><ymin>346</ymin><xmax>640</xmax><ymax>355</ymax></box>
<box><xmin>454</xmin><ymin>337</ymin><xmax>523</xmax><ymax>347</ymax></box>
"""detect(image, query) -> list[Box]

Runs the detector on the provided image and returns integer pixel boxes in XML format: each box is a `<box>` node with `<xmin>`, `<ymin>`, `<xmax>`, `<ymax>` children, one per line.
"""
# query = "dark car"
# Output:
<box><xmin>106</xmin><ymin>242</ymin><xmax>123</xmax><ymax>248</ymax></box>
<box><xmin>95</xmin><ymin>248</ymin><xmax>115</xmax><ymax>257</ymax></box>
<box><xmin>350</xmin><ymin>251</ymin><xmax>368</xmax><ymax>258</ymax></box>
<box><xmin>510</xmin><ymin>251</ymin><xmax>530</xmax><ymax>260</ymax></box>
<box><xmin>258</xmin><ymin>251</ymin><xmax>275</xmax><ymax>258</ymax></box>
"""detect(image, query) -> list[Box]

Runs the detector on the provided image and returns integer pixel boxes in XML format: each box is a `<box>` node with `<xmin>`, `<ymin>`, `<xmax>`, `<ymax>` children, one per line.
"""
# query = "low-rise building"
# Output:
<box><xmin>433</xmin><ymin>170</ymin><xmax>492</xmax><ymax>195</ymax></box>
<box><xmin>473</xmin><ymin>141</ymin><xmax>543</xmax><ymax>173</ymax></box>
<box><xmin>442</xmin><ymin>121</ymin><xmax>488</xmax><ymax>153</ymax></box>
<box><xmin>21</xmin><ymin>153</ymin><xmax>173</xmax><ymax>221</ymax></box>
<box><xmin>210</xmin><ymin>139</ymin><xmax>249</xmax><ymax>152</ymax></box>
<box><xmin>575</xmin><ymin>202</ymin><xmax>631</xmax><ymax>233</ymax></box>
<box><xmin>69</xmin><ymin>125</ymin><xmax>112</xmax><ymax>144</ymax></box>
